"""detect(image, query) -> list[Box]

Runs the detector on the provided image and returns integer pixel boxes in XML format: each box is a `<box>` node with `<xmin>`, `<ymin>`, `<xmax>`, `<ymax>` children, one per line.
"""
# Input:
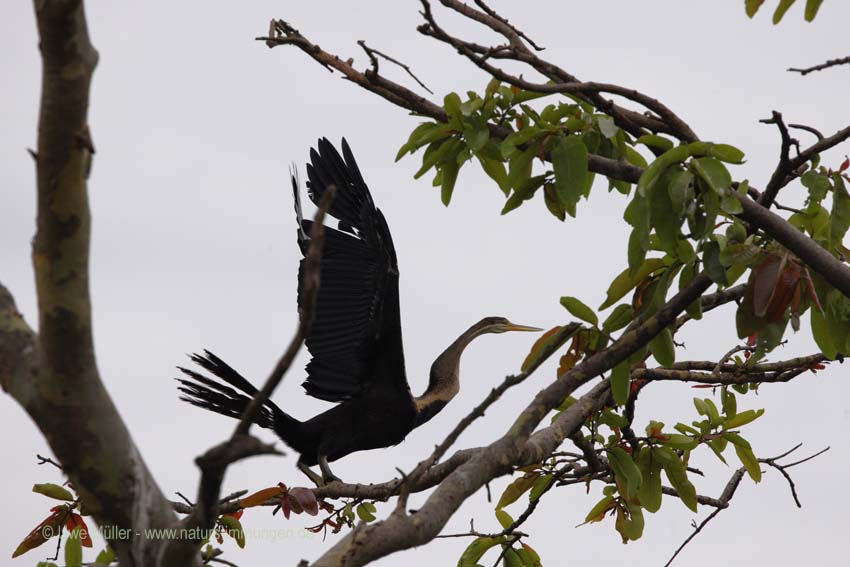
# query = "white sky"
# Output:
<box><xmin>2</xmin><ymin>1</ymin><xmax>849</xmax><ymax>566</ymax></box>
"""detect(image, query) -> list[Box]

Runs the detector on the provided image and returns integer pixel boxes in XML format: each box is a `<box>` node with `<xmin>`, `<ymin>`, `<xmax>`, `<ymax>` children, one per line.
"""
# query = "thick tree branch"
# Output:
<box><xmin>1</xmin><ymin>3</ymin><xmax>183</xmax><ymax>565</ymax></box>
<box><xmin>308</xmin><ymin>271</ymin><xmax>713</xmax><ymax>567</ymax></box>
<box><xmin>759</xmin><ymin>119</ymin><xmax>850</xmax><ymax>208</ymax></box>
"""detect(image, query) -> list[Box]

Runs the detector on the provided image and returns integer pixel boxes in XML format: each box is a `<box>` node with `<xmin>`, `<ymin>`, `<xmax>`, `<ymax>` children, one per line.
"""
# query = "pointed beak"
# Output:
<box><xmin>504</xmin><ymin>323</ymin><xmax>543</xmax><ymax>332</ymax></box>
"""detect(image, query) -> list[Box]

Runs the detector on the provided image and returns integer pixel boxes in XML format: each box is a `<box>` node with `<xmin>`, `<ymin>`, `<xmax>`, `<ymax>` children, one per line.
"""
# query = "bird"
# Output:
<box><xmin>176</xmin><ymin>138</ymin><xmax>541</xmax><ymax>484</ymax></box>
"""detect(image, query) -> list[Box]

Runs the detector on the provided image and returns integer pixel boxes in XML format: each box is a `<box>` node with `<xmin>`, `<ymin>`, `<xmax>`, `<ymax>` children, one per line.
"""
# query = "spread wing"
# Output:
<box><xmin>293</xmin><ymin>138</ymin><xmax>405</xmax><ymax>402</ymax></box>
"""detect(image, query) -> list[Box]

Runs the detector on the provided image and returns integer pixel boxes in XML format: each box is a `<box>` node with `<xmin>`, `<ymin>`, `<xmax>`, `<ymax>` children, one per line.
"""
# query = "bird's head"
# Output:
<box><xmin>473</xmin><ymin>316</ymin><xmax>543</xmax><ymax>335</ymax></box>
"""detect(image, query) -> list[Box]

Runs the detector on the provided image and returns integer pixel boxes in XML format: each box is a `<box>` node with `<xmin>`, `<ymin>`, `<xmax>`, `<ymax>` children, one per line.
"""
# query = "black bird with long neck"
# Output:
<box><xmin>177</xmin><ymin>139</ymin><xmax>540</xmax><ymax>483</ymax></box>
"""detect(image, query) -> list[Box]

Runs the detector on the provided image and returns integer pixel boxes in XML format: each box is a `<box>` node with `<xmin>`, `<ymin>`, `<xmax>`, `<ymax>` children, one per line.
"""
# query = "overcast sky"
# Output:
<box><xmin>2</xmin><ymin>1</ymin><xmax>849</xmax><ymax>566</ymax></box>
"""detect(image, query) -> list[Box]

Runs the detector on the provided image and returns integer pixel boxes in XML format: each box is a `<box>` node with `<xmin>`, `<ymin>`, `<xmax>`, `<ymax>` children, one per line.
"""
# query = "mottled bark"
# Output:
<box><xmin>0</xmin><ymin>2</ymin><xmax>192</xmax><ymax>565</ymax></box>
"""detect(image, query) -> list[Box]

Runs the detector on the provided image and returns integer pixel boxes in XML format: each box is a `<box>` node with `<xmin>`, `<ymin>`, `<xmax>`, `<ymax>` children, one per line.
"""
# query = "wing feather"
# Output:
<box><xmin>293</xmin><ymin>138</ymin><xmax>404</xmax><ymax>402</ymax></box>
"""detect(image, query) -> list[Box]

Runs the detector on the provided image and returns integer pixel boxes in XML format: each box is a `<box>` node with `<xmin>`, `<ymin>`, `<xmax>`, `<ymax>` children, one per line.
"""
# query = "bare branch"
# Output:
<box><xmin>165</xmin><ymin>187</ymin><xmax>335</xmax><ymax>562</ymax></box>
<box><xmin>758</xmin><ymin>111</ymin><xmax>799</xmax><ymax>207</ymax></box>
<box><xmin>664</xmin><ymin>469</ymin><xmax>745</xmax><ymax>567</ymax></box>
<box><xmin>357</xmin><ymin>41</ymin><xmax>434</xmax><ymax>94</ymax></box>
<box><xmin>234</xmin><ymin>185</ymin><xmax>334</xmax><ymax>437</ymax></box>
<box><xmin>789</xmin><ymin>55</ymin><xmax>850</xmax><ymax>76</ymax></box>
<box><xmin>418</xmin><ymin>0</ymin><xmax>698</xmax><ymax>142</ymax></box>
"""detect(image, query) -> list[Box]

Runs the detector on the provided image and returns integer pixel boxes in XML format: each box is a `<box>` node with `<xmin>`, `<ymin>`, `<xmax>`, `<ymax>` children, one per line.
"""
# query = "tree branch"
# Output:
<box><xmin>736</xmin><ymin>193</ymin><xmax>850</xmax><ymax>299</ymax></box>
<box><xmin>788</xmin><ymin>55</ymin><xmax>850</xmax><ymax>76</ymax></box>
<box><xmin>2</xmin><ymin>3</ymin><xmax>183</xmax><ymax>564</ymax></box>
<box><xmin>163</xmin><ymin>186</ymin><xmax>334</xmax><ymax>563</ymax></box>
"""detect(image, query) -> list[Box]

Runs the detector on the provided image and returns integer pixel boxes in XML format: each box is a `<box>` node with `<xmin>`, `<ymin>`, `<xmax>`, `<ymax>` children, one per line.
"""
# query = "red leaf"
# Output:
<box><xmin>280</xmin><ymin>495</ymin><xmax>291</xmax><ymax>520</ymax></box>
<box><xmin>752</xmin><ymin>254</ymin><xmax>784</xmax><ymax>318</ymax></box>
<box><xmin>238</xmin><ymin>486</ymin><xmax>286</xmax><ymax>509</ymax></box>
<box><xmin>12</xmin><ymin>510</ymin><xmax>65</xmax><ymax>558</ymax></box>
<box><xmin>289</xmin><ymin>487</ymin><xmax>319</xmax><ymax>516</ymax></box>
<box><xmin>840</xmin><ymin>156</ymin><xmax>849</xmax><ymax>172</ymax></box>
<box><xmin>64</xmin><ymin>513</ymin><xmax>93</xmax><ymax>547</ymax></box>
<box><xmin>764</xmin><ymin>263</ymin><xmax>801</xmax><ymax>322</ymax></box>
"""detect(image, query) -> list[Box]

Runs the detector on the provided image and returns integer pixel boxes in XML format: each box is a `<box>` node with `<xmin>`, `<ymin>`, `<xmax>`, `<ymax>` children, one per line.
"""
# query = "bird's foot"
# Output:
<box><xmin>319</xmin><ymin>455</ymin><xmax>342</xmax><ymax>485</ymax></box>
<box><xmin>297</xmin><ymin>462</ymin><xmax>325</xmax><ymax>487</ymax></box>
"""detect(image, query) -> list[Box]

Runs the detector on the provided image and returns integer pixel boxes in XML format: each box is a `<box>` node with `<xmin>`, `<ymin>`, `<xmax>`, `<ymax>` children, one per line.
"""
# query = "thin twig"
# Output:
<box><xmin>357</xmin><ymin>40</ymin><xmax>434</xmax><ymax>94</ymax></box>
<box><xmin>789</xmin><ymin>55</ymin><xmax>850</xmax><ymax>76</ymax></box>
<box><xmin>234</xmin><ymin>185</ymin><xmax>335</xmax><ymax>436</ymax></box>
<box><xmin>788</xmin><ymin>123</ymin><xmax>824</xmax><ymax>141</ymax></box>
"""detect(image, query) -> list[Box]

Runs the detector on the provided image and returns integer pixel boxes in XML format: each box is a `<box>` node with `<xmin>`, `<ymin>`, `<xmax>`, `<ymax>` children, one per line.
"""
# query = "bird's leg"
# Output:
<box><xmin>318</xmin><ymin>455</ymin><xmax>341</xmax><ymax>484</ymax></box>
<box><xmin>297</xmin><ymin>461</ymin><xmax>325</xmax><ymax>487</ymax></box>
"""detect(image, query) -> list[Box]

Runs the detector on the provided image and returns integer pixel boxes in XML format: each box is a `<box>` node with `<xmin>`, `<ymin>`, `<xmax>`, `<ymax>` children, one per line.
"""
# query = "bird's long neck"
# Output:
<box><xmin>412</xmin><ymin>323</ymin><xmax>487</xmax><ymax>426</ymax></box>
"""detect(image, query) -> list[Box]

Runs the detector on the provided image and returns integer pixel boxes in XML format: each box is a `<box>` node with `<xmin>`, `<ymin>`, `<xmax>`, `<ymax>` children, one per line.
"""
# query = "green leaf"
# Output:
<box><xmin>636</xmin><ymin>134</ymin><xmax>674</xmax><ymax>153</ymax></box>
<box><xmin>723</xmin><ymin>408</ymin><xmax>765</xmax><ymax>429</ymax></box>
<box><xmin>667</xmin><ymin>170</ymin><xmax>694</xmax><ymax>216</ymax></box>
<box><xmin>529</xmin><ymin>474</ymin><xmax>554</xmax><ymax>502</ymax></box>
<box><xmin>506</xmin><ymin>144</ymin><xmax>537</xmax><ymax>191</ymax></box>
<box><xmin>33</xmin><ymin>483</ymin><xmax>74</xmax><ymax>501</ymax></box>
<box><xmin>635</xmin><ymin>447</ymin><xmax>663</xmax><ymax>513</ymax></box>
<box><xmin>649</xmin><ymin>169</ymin><xmax>683</xmax><ymax>256</ymax></box>
<box><xmin>95</xmin><ymin>546</ymin><xmax>116</xmax><ymax>565</ymax></box>
<box><xmin>463</xmin><ymin>121</ymin><xmax>489</xmax><ymax>152</ymax></box>
<box><xmin>460</xmin><ymin>97</ymin><xmax>484</xmax><ymax>116</ymax></box>
<box><xmin>830</xmin><ymin>173</ymin><xmax>850</xmax><ymax>248</ymax></box>
<box><xmin>628</xmin><ymin>228</ymin><xmax>649</xmax><ymax>277</ymax></box>
<box><xmin>720</xmin><ymin>193</ymin><xmax>744</xmax><ymax>214</ymax></box>
<box><xmin>602</xmin><ymin>304</ymin><xmax>634</xmax><ymax>334</ymax></box>
<box><xmin>659</xmin><ymin>434</ymin><xmax>699</xmax><ymax>451</ymax></box>
<box><xmin>615</xmin><ymin>502</ymin><xmax>645</xmax><ymax>543</ymax></box>
<box><xmin>502</xmin><ymin>548</ymin><xmax>524</xmax><ymax>567</ymax></box>
<box><xmin>516</xmin><ymin>543</ymin><xmax>542</xmax><ymax>567</ymax></box>
<box><xmin>610</xmin><ymin>360</ymin><xmax>631</xmax><ymax>406</ymax></box>
<box><xmin>583</xmin><ymin>495</ymin><xmax>616</xmax><ymax>523</ymax></box>
<box><xmin>703</xmin><ymin>240</ymin><xmax>728</xmax><ymax>285</ymax></box>
<box><xmin>746</xmin><ymin>0</ymin><xmax>766</xmax><ymax>17</ymax></box>
<box><xmin>654</xmin><ymin>447</ymin><xmax>698</xmax><ymax>512</ymax></box>
<box><xmin>497</xmin><ymin>474</ymin><xmax>538</xmax><ymax>509</ymax></box>
<box><xmin>648</xmin><ymin>327</ymin><xmax>675</xmax><ymax>367</ymax></box>
<box><xmin>219</xmin><ymin>515</ymin><xmax>246</xmax><ymax>548</ymax></box>
<box><xmin>500</xmin><ymin>127</ymin><xmax>541</xmax><ymax>159</ymax></box>
<box><xmin>356</xmin><ymin>502</ymin><xmax>377</xmax><ymax>522</ymax></box>
<box><xmin>415</xmin><ymin>138</ymin><xmax>458</xmax><ymax>179</ymax></box>
<box><xmin>637</xmin><ymin>142</ymin><xmax>708</xmax><ymax>197</ymax></box>
<box><xmin>608</xmin><ymin>447</ymin><xmax>643</xmax><ymax>498</ymax></box>
<box><xmin>805</xmin><ymin>0</ymin><xmax>824</xmax><ymax>21</ymax></box>
<box><xmin>552</xmin><ymin>136</ymin><xmax>588</xmax><ymax>216</ymax></box>
<box><xmin>457</xmin><ymin>536</ymin><xmax>506</xmax><ymax>567</ymax></box>
<box><xmin>501</xmin><ymin>174</ymin><xmax>546</xmax><ymax>215</ymax></box>
<box><xmin>599</xmin><ymin>258</ymin><xmax>666</xmax><ymax>310</ymax></box>
<box><xmin>709</xmin><ymin>144</ymin><xmax>746</xmax><ymax>164</ymax></box>
<box><xmin>441</xmin><ymin>158</ymin><xmax>460</xmax><ymax>206</ymax></box>
<box><xmin>397</xmin><ymin>122</ymin><xmax>450</xmax><ymax>161</ymax></box>
<box><xmin>495</xmin><ymin>509</ymin><xmax>514</xmax><ymax>529</ymax></box>
<box><xmin>559</xmin><ymin>296</ymin><xmax>598</xmax><ymax>326</ymax></box>
<box><xmin>725</xmin><ymin>432</ymin><xmax>762</xmax><ymax>482</ymax></box>
<box><xmin>543</xmin><ymin>183</ymin><xmax>565</xmax><ymax>220</ymax></box>
<box><xmin>444</xmin><ymin>92</ymin><xmax>462</xmax><ymax>118</ymax></box>
<box><xmin>773</xmin><ymin>0</ymin><xmax>797</xmax><ymax>23</ymax></box>
<box><xmin>477</xmin><ymin>156</ymin><xmax>510</xmax><ymax>195</ymax></box>
<box><xmin>691</xmin><ymin>157</ymin><xmax>732</xmax><ymax>194</ymax></box>
<box><xmin>65</xmin><ymin>527</ymin><xmax>83</xmax><ymax>567</ymax></box>
<box><xmin>597</xmin><ymin>116</ymin><xmax>618</xmax><ymax>139</ymax></box>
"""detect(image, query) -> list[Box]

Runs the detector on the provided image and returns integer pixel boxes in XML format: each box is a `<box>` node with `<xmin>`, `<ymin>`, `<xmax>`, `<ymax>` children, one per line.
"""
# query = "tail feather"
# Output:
<box><xmin>176</xmin><ymin>351</ymin><xmax>301</xmax><ymax>443</ymax></box>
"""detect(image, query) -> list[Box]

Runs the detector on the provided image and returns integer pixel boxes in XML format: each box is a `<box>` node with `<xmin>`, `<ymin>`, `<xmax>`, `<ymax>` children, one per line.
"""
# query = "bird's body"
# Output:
<box><xmin>177</xmin><ymin>138</ymin><xmax>538</xmax><ymax>482</ymax></box>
